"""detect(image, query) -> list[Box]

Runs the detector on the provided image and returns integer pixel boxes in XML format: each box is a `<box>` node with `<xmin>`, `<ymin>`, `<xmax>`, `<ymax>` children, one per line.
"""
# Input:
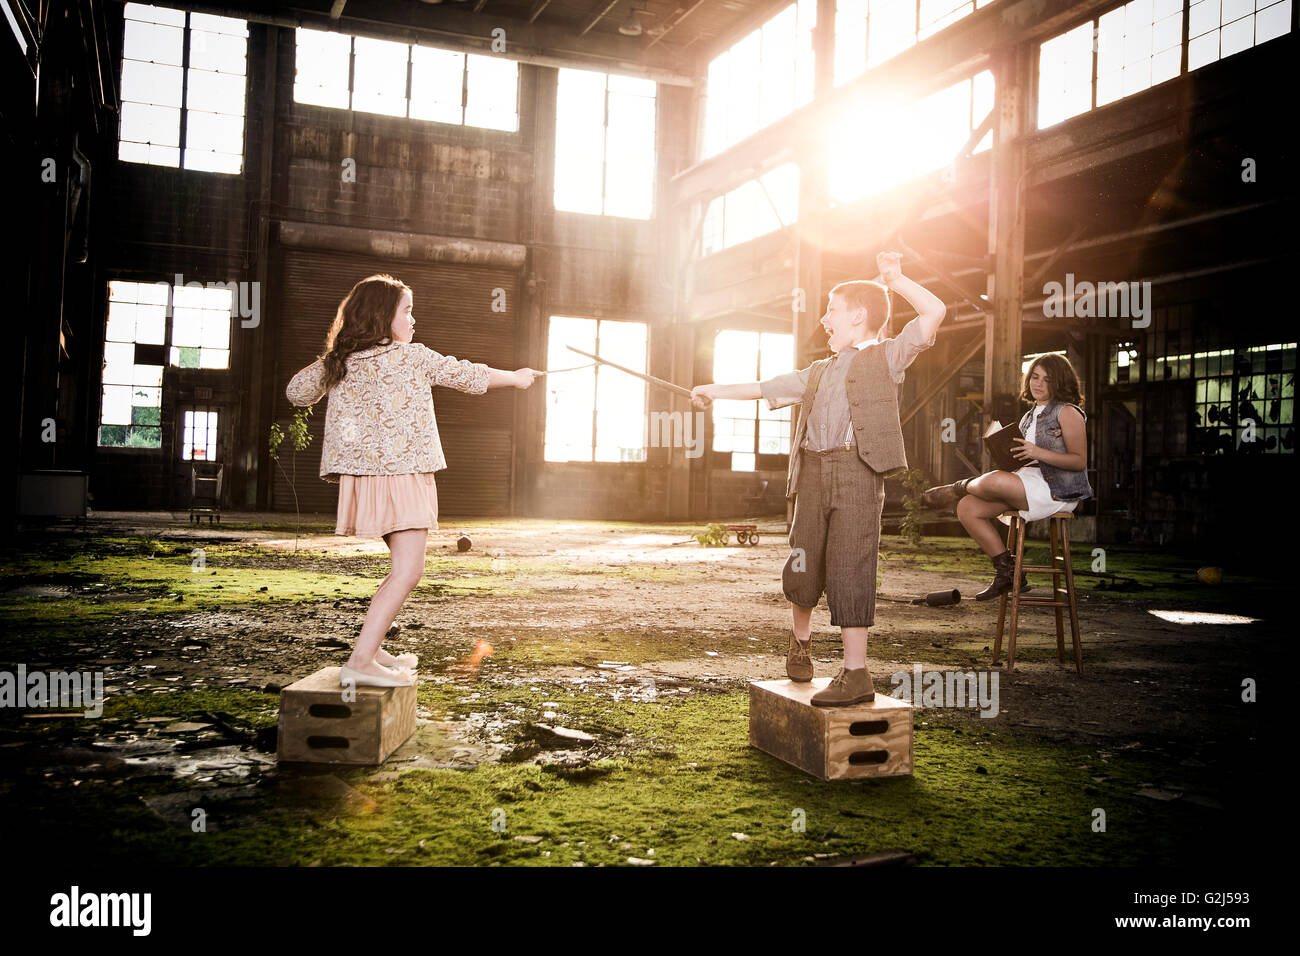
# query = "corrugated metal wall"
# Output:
<box><xmin>272</xmin><ymin>248</ymin><xmax>519</xmax><ymax>516</ymax></box>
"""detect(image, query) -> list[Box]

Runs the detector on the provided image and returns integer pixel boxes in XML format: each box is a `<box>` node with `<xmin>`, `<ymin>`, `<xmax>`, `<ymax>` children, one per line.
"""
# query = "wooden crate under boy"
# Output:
<box><xmin>748</xmin><ymin>679</ymin><xmax>913</xmax><ymax>780</ymax></box>
<box><xmin>277</xmin><ymin>666</ymin><xmax>416</xmax><ymax>765</ymax></box>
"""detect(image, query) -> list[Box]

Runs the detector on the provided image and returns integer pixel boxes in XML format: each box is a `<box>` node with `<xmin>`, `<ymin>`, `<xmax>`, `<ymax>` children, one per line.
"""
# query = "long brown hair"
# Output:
<box><xmin>1020</xmin><ymin>352</ymin><xmax>1084</xmax><ymax>407</ymax></box>
<box><xmin>320</xmin><ymin>274</ymin><xmax>411</xmax><ymax>389</ymax></box>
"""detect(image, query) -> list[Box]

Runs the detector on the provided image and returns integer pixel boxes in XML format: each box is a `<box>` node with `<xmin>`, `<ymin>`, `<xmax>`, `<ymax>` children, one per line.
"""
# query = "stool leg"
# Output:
<box><xmin>1007</xmin><ymin>517</ymin><xmax>1026</xmax><ymax>671</ymax></box>
<box><xmin>993</xmin><ymin>517</ymin><xmax>1015</xmax><ymax>666</ymax></box>
<box><xmin>1050</xmin><ymin>517</ymin><xmax>1065</xmax><ymax>663</ymax></box>
<box><xmin>1061</xmin><ymin>517</ymin><xmax>1083</xmax><ymax>674</ymax></box>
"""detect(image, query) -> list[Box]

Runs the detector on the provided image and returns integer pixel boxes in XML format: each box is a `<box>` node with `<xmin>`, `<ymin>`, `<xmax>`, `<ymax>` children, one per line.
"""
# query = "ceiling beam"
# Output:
<box><xmin>645</xmin><ymin>0</ymin><xmax>707</xmax><ymax>49</ymax></box>
<box><xmin>527</xmin><ymin>0</ymin><xmax>552</xmax><ymax>23</ymax></box>
<box><xmin>579</xmin><ymin>1</ymin><xmax>621</xmax><ymax>37</ymax></box>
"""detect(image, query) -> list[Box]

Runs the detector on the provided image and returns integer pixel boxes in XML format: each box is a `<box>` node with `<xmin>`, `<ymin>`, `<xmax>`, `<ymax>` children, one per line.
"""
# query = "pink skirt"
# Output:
<box><xmin>335</xmin><ymin>473</ymin><xmax>439</xmax><ymax>538</ymax></box>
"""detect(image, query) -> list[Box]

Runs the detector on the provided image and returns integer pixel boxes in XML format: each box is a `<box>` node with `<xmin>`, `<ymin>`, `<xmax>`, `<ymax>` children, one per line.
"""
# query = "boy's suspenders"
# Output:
<box><xmin>801</xmin><ymin>359</ymin><xmax>854</xmax><ymax>451</ymax></box>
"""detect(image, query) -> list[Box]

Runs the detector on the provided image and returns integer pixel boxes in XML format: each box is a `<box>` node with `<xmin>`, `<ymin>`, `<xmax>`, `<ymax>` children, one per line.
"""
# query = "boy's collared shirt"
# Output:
<box><xmin>759</xmin><ymin>316</ymin><xmax>936</xmax><ymax>452</ymax></box>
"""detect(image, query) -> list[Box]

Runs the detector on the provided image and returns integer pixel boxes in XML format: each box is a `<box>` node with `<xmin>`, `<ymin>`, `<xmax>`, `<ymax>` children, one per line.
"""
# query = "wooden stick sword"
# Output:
<box><xmin>564</xmin><ymin>345</ymin><xmax>695</xmax><ymax>400</ymax></box>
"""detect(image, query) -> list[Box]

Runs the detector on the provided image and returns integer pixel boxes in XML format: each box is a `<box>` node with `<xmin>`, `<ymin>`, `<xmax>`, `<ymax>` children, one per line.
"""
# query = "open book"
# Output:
<box><xmin>983</xmin><ymin>419</ymin><xmax>1024</xmax><ymax>472</ymax></box>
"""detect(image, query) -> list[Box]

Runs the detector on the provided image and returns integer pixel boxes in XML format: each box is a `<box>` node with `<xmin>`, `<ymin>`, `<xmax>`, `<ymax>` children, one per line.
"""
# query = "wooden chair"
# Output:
<box><xmin>993</xmin><ymin>512</ymin><xmax>1083</xmax><ymax>674</ymax></box>
<box><xmin>189</xmin><ymin>462</ymin><xmax>223</xmax><ymax>525</ymax></box>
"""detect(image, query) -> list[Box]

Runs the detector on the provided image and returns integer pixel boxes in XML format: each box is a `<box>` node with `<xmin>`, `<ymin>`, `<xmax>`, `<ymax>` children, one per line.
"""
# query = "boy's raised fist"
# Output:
<box><xmin>876</xmin><ymin>251</ymin><xmax>903</xmax><ymax>284</ymax></box>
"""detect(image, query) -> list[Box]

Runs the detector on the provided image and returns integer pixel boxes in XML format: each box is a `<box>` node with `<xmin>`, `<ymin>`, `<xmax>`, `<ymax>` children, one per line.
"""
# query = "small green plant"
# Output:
<box><xmin>269</xmin><ymin>405</ymin><xmax>315</xmax><ymax>550</ymax></box>
<box><xmin>900</xmin><ymin>467</ymin><xmax>929</xmax><ymax>547</ymax></box>
<box><xmin>693</xmin><ymin>523</ymin><xmax>730</xmax><ymax>547</ymax></box>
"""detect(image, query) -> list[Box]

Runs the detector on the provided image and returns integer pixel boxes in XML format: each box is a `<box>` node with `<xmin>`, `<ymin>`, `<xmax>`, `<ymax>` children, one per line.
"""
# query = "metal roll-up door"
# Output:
<box><xmin>272</xmin><ymin>249</ymin><xmax>519</xmax><ymax>517</ymax></box>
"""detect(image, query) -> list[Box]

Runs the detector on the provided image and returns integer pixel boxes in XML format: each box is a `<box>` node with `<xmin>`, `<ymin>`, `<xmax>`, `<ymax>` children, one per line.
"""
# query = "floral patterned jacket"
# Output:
<box><xmin>285</xmin><ymin>342</ymin><xmax>491</xmax><ymax>482</ymax></box>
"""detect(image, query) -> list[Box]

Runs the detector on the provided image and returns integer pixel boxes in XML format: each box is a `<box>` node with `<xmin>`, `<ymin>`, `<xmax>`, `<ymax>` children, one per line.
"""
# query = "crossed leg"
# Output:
<box><xmin>957</xmin><ymin>470</ymin><xmax>1029</xmax><ymax>557</ymax></box>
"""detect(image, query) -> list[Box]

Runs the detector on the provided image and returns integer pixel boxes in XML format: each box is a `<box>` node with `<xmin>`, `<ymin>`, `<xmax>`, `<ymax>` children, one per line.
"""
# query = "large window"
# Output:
<box><xmin>554</xmin><ymin>68</ymin><xmax>657</xmax><ymax>219</ymax></box>
<box><xmin>830</xmin><ymin>70</ymin><xmax>992</xmax><ymax>203</ymax></box>
<box><xmin>294</xmin><ymin>28</ymin><xmax>519</xmax><ymax>131</ymax></box>
<box><xmin>544</xmin><ymin>317</ymin><xmax>649</xmax><ymax>462</ymax></box>
<box><xmin>183</xmin><ymin>409</ymin><xmax>219</xmax><ymax>460</ymax></box>
<box><xmin>701</xmin><ymin>164</ymin><xmax>799</xmax><ymax>255</ymax></box>
<box><xmin>1038</xmin><ymin>0</ymin><xmax>1183</xmax><ymax>127</ymax></box>
<box><xmin>1143</xmin><ymin>305</ymin><xmax>1294</xmax><ymax>454</ymax></box>
<box><xmin>713</xmin><ymin>331</ymin><xmax>795</xmax><ymax>472</ymax></box>
<box><xmin>118</xmin><ymin>4</ymin><xmax>247</xmax><ymax>173</ymax></box>
<box><xmin>1188</xmin><ymin>0</ymin><xmax>1292</xmax><ymax>69</ymax></box>
<box><xmin>1149</xmin><ymin>341</ymin><xmax>1296</xmax><ymax>454</ymax></box>
<box><xmin>1097</xmin><ymin>0</ymin><xmax>1184</xmax><ymax>107</ymax></box>
<box><xmin>834</xmin><ymin>0</ymin><xmax>996</xmax><ymax>86</ymax></box>
<box><xmin>1037</xmin><ymin>20</ymin><xmax>1095</xmax><ymax>129</ymax></box>
<box><xmin>703</xmin><ymin>0</ymin><xmax>816</xmax><ymax>158</ymax></box>
<box><xmin>1038</xmin><ymin>0</ymin><xmax>1290</xmax><ymax>129</ymax></box>
<box><xmin>100</xmin><ymin>280</ymin><xmax>232</xmax><ymax>449</ymax></box>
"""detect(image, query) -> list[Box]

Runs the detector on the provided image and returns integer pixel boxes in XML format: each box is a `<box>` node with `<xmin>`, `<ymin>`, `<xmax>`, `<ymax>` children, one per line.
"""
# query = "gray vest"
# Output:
<box><xmin>1019</xmin><ymin>401</ymin><xmax>1093</xmax><ymax>501</ymax></box>
<box><xmin>785</xmin><ymin>343</ymin><xmax>907</xmax><ymax>498</ymax></box>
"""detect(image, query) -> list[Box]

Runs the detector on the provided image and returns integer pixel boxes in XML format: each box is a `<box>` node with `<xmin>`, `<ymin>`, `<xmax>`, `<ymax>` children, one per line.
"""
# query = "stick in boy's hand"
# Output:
<box><xmin>513</xmin><ymin>368</ymin><xmax>543</xmax><ymax>388</ymax></box>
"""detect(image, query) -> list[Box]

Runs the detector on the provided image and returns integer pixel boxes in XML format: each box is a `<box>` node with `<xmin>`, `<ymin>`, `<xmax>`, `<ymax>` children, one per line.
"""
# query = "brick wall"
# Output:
<box><xmin>530</xmin><ymin>463</ymin><xmax>671</xmax><ymax>521</ymax></box>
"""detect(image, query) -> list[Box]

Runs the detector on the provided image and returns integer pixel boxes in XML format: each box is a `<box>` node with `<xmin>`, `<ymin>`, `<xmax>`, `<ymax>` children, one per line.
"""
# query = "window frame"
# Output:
<box><xmin>117</xmin><ymin>4</ymin><xmax>249</xmax><ymax>174</ymax></box>
<box><xmin>709</xmin><ymin>328</ymin><xmax>795</xmax><ymax>472</ymax></box>
<box><xmin>553</xmin><ymin>67</ymin><xmax>658</xmax><ymax>220</ymax></box>
<box><xmin>98</xmin><ymin>278</ymin><xmax>234</xmax><ymax>453</ymax></box>
<box><xmin>1034</xmin><ymin>0</ymin><xmax>1291</xmax><ymax>131</ymax></box>
<box><xmin>291</xmin><ymin>28</ymin><xmax>521</xmax><ymax>134</ymax></box>
<box><xmin>542</xmin><ymin>315</ymin><xmax>652</xmax><ymax>464</ymax></box>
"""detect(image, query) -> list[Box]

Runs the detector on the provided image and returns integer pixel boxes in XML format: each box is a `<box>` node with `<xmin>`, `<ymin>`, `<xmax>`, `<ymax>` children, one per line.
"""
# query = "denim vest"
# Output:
<box><xmin>1019</xmin><ymin>401</ymin><xmax>1093</xmax><ymax>502</ymax></box>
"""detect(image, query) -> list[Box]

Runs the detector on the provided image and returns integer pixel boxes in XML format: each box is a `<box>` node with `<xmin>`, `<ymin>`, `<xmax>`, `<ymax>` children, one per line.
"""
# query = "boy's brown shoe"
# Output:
<box><xmin>811</xmin><ymin>667</ymin><xmax>875</xmax><ymax>706</ymax></box>
<box><xmin>786</xmin><ymin>635</ymin><xmax>813</xmax><ymax>682</ymax></box>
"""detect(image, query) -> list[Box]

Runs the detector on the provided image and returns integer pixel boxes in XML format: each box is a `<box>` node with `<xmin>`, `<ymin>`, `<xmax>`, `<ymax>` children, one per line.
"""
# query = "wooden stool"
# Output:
<box><xmin>277</xmin><ymin>667</ymin><xmax>416</xmax><ymax>765</ymax></box>
<box><xmin>748</xmin><ymin>679</ymin><xmax>913</xmax><ymax>780</ymax></box>
<box><xmin>993</xmin><ymin>512</ymin><xmax>1083</xmax><ymax>674</ymax></box>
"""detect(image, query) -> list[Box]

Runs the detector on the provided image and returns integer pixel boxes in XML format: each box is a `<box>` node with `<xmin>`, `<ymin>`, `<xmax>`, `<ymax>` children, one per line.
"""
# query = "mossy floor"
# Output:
<box><xmin>0</xmin><ymin>515</ymin><xmax>1280</xmax><ymax>866</ymax></box>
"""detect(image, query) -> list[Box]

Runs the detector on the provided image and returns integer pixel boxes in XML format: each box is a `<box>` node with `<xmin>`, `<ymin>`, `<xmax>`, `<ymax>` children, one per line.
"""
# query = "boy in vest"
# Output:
<box><xmin>691</xmin><ymin>252</ymin><xmax>947</xmax><ymax>705</ymax></box>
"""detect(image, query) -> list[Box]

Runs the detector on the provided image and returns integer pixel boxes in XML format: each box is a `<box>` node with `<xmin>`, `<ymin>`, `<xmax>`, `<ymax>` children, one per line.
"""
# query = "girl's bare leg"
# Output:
<box><xmin>345</xmin><ymin>528</ymin><xmax>428</xmax><ymax>678</ymax></box>
<box><xmin>957</xmin><ymin>470</ymin><xmax>1029</xmax><ymax>556</ymax></box>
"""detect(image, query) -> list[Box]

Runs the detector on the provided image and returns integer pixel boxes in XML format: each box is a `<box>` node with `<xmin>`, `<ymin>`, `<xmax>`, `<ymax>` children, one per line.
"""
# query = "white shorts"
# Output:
<box><xmin>1003</xmin><ymin>465</ymin><xmax>1079</xmax><ymax>523</ymax></box>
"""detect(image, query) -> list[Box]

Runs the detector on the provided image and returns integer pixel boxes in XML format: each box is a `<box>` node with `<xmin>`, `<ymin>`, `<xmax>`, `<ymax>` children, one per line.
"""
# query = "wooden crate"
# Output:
<box><xmin>748</xmin><ymin>679</ymin><xmax>913</xmax><ymax>780</ymax></box>
<box><xmin>277</xmin><ymin>666</ymin><xmax>416</xmax><ymax>765</ymax></box>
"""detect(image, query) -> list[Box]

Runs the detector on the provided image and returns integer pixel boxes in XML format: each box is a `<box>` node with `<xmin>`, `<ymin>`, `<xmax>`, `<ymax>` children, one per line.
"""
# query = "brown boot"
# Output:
<box><xmin>977</xmin><ymin>550</ymin><xmax>1015</xmax><ymax>600</ymax></box>
<box><xmin>922</xmin><ymin>478</ymin><xmax>971</xmax><ymax>509</ymax></box>
<box><xmin>811</xmin><ymin>667</ymin><xmax>875</xmax><ymax>706</ymax></box>
<box><xmin>786</xmin><ymin>635</ymin><xmax>813</xmax><ymax>682</ymax></box>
